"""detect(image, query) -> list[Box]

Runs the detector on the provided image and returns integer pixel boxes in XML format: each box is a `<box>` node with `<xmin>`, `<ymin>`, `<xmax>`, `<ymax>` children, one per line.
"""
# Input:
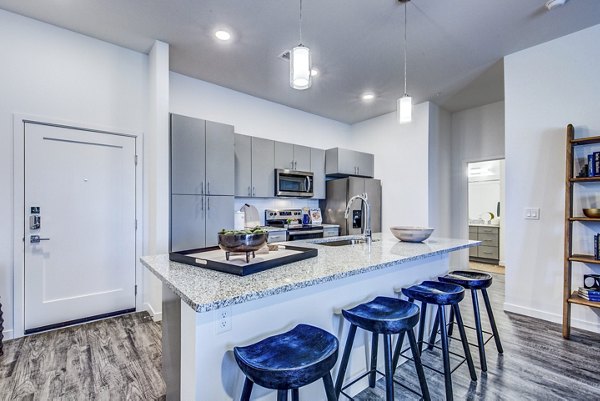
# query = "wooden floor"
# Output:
<box><xmin>0</xmin><ymin>313</ymin><xmax>165</xmax><ymax>401</ymax></box>
<box><xmin>468</xmin><ymin>261</ymin><xmax>505</xmax><ymax>275</ymax></box>
<box><xmin>1</xmin><ymin>273</ymin><xmax>599</xmax><ymax>400</ymax></box>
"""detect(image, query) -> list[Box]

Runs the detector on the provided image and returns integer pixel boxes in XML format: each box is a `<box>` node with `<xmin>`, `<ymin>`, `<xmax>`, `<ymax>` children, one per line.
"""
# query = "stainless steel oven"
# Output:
<box><xmin>275</xmin><ymin>169</ymin><xmax>314</xmax><ymax>197</ymax></box>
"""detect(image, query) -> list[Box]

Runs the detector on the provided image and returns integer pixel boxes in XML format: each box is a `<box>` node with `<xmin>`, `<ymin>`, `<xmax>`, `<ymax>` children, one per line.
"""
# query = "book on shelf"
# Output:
<box><xmin>594</xmin><ymin>233</ymin><xmax>599</xmax><ymax>260</ymax></box>
<box><xmin>578</xmin><ymin>287</ymin><xmax>600</xmax><ymax>301</ymax></box>
<box><xmin>589</xmin><ymin>154</ymin><xmax>595</xmax><ymax>177</ymax></box>
<box><xmin>594</xmin><ymin>152</ymin><xmax>600</xmax><ymax>176</ymax></box>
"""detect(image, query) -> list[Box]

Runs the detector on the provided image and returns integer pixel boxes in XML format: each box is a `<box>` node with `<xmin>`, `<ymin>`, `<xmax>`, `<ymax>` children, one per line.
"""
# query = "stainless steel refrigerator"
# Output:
<box><xmin>320</xmin><ymin>177</ymin><xmax>382</xmax><ymax>235</ymax></box>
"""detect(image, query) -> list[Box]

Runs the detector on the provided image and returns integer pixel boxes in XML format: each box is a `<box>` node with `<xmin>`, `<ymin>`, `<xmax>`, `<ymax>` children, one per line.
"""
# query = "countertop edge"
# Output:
<box><xmin>141</xmin><ymin>239</ymin><xmax>479</xmax><ymax>313</ymax></box>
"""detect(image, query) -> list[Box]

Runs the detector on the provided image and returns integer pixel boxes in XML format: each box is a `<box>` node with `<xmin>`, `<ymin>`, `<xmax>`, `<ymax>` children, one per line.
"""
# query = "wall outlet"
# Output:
<box><xmin>215</xmin><ymin>306</ymin><xmax>232</xmax><ymax>334</ymax></box>
<box><xmin>524</xmin><ymin>208</ymin><xmax>540</xmax><ymax>220</ymax></box>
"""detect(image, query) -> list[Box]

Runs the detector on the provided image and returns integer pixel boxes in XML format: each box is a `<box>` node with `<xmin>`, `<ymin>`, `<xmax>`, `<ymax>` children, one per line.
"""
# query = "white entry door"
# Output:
<box><xmin>24</xmin><ymin>122</ymin><xmax>137</xmax><ymax>332</ymax></box>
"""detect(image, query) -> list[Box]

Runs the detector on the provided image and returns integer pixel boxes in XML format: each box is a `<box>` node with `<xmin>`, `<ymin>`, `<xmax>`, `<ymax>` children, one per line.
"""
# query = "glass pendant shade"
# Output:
<box><xmin>290</xmin><ymin>45</ymin><xmax>312</xmax><ymax>90</ymax></box>
<box><xmin>397</xmin><ymin>95</ymin><xmax>412</xmax><ymax>123</ymax></box>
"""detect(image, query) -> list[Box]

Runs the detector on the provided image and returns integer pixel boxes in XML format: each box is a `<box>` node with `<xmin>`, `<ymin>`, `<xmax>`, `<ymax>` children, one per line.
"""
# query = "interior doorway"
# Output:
<box><xmin>467</xmin><ymin>159</ymin><xmax>505</xmax><ymax>274</ymax></box>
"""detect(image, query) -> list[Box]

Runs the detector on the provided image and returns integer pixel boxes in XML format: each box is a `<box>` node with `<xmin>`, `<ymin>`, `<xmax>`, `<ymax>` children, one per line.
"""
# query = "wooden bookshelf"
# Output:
<box><xmin>568</xmin><ymin>291</ymin><xmax>600</xmax><ymax>308</ymax></box>
<box><xmin>563</xmin><ymin>123</ymin><xmax>600</xmax><ymax>339</ymax></box>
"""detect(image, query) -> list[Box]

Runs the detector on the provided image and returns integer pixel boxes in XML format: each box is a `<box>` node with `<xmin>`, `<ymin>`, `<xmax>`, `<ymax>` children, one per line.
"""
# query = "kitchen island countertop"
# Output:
<box><xmin>141</xmin><ymin>233</ymin><xmax>478</xmax><ymax>313</ymax></box>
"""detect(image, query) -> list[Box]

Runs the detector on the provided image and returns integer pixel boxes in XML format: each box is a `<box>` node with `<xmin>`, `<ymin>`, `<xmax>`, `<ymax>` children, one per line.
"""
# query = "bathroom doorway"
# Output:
<box><xmin>467</xmin><ymin>159</ymin><xmax>505</xmax><ymax>274</ymax></box>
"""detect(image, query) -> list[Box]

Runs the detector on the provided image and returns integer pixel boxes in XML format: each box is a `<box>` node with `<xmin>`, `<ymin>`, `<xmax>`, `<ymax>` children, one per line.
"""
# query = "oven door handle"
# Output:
<box><xmin>288</xmin><ymin>230</ymin><xmax>324</xmax><ymax>236</ymax></box>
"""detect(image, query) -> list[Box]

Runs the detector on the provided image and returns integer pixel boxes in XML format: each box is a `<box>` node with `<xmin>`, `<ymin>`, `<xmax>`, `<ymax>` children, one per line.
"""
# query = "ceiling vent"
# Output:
<box><xmin>279</xmin><ymin>51</ymin><xmax>291</xmax><ymax>61</ymax></box>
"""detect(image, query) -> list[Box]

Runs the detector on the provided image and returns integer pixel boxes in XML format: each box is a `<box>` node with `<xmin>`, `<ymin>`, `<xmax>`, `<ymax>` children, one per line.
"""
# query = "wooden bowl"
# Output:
<box><xmin>583</xmin><ymin>208</ymin><xmax>600</xmax><ymax>218</ymax></box>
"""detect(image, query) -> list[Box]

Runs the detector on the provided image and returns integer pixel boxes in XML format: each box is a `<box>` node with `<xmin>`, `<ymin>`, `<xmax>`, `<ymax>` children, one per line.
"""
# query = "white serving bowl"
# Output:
<box><xmin>389</xmin><ymin>226</ymin><xmax>434</xmax><ymax>242</ymax></box>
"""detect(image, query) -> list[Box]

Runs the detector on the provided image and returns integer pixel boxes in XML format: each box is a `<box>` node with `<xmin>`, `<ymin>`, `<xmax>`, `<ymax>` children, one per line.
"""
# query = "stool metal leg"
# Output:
<box><xmin>383</xmin><ymin>334</ymin><xmax>395</xmax><ymax>401</ymax></box>
<box><xmin>481</xmin><ymin>288</ymin><xmax>504</xmax><ymax>354</ymax></box>
<box><xmin>277</xmin><ymin>390</ymin><xmax>288</xmax><ymax>401</ymax></box>
<box><xmin>452</xmin><ymin>304</ymin><xmax>477</xmax><ymax>381</ymax></box>
<box><xmin>323</xmin><ymin>372</ymin><xmax>337</xmax><ymax>401</ymax></box>
<box><xmin>417</xmin><ymin>302</ymin><xmax>428</xmax><ymax>354</ymax></box>
<box><xmin>427</xmin><ymin>308</ymin><xmax>439</xmax><ymax>351</ymax></box>
<box><xmin>369</xmin><ymin>333</ymin><xmax>379</xmax><ymax>388</ymax></box>
<box><xmin>391</xmin><ymin>330</ymin><xmax>406</xmax><ymax>372</ymax></box>
<box><xmin>447</xmin><ymin>304</ymin><xmax>455</xmax><ymax>337</ymax></box>
<box><xmin>471</xmin><ymin>289</ymin><xmax>487</xmax><ymax>371</ymax></box>
<box><xmin>407</xmin><ymin>329</ymin><xmax>431</xmax><ymax>401</ymax></box>
<box><xmin>335</xmin><ymin>324</ymin><xmax>358</xmax><ymax>398</ymax></box>
<box><xmin>240</xmin><ymin>378</ymin><xmax>253</xmax><ymax>401</ymax></box>
<box><xmin>438</xmin><ymin>305</ymin><xmax>453</xmax><ymax>401</ymax></box>
<box><xmin>292</xmin><ymin>389</ymin><xmax>299</xmax><ymax>401</ymax></box>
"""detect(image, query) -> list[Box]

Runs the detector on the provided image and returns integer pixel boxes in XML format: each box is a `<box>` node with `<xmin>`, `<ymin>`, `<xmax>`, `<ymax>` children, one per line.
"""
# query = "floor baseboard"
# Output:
<box><xmin>503</xmin><ymin>302</ymin><xmax>600</xmax><ymax>332</ymax></box>
<box><xmin>2</xmin><ymin>329</ymin><xmax>14</xmax><ymax>341</ymax></box>
<box><xmin>144</xmin><ymin>302</ymin><xmax>162</xmax><ymax>322</ymax></box>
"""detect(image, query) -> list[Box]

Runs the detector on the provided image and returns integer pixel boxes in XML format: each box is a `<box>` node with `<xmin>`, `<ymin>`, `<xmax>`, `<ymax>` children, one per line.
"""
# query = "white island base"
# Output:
<box><xmin>164</xmin><ymin>253</ymin><xmax>449</xmax><ymax>401</ymax></box>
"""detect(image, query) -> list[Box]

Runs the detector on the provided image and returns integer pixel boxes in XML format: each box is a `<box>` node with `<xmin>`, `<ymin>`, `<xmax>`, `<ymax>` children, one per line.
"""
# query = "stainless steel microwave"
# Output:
<box><xmin>275</xmin><ymin>169</ymin><xmax>314</xmax><ymax>197</ymax></box>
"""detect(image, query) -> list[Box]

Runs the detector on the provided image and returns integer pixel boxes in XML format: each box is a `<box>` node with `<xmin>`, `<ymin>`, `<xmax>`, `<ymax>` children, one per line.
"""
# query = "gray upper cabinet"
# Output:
<box><xmin>171</xmin><ymin>114</ymin><xmax>234</xmax><ymax>196</ymax></box>
<box><xmin>251</xmin><ymin>137</ymin><xmax>275</xmax><ymax>197</ymax></box>
<box><xmin>171</xmin><ymin>114</ymin><xmax>206</xmax><ymax>194</ymax></box>
<box><xmin>326</xmin><ymin>147</ymin><xmax>375</xmax><ymax>178</ymax></box>
<box><xmin>275</xmin><ymin>142</ymin><xmax>294</xmax><ymax>170</ymax></box>
<box><xmin>310</xmin><ymin>148</ymin><xmax>326</xmax><ymax>199</ymax></box>
<box><xmin>275</xmin><ymin>142</ymin><xmax>311</xmax><ymax>171</ymax></box>
<box><xmin>205</xmin><ymin>120</ymin><xmax>234</xmax><ymax>196</ymax></box>
<box><xmin>234</xmin><ymin>134</ymin><xmax>252</xmax><ymax>197</ymax></box>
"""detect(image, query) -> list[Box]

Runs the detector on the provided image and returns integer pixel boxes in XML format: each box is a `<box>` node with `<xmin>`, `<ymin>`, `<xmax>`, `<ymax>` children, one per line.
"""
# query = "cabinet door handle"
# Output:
<box><xmin>248</xmin><ymin>186</ymin><xmax>251</xmax><ymax>196</ymax></box>
<box><xmin>201</xmin><ymin>181</ymin><xmax>204</xmax><ymax>195</ymax></box>
<box><xmin>252</xmin><ymin>186</ymin><xmax>256</xmax><ymax>196</ymax></box>
<box><xmin>208</xmin><ymin>197</ymin><xmax>210</xmax><ymax>210</ymax></box>
<box><xmin>357</xmin><ymin>166</ymin><xmax>360</xmax><ymax>175</ymax></box>
<box><xmin>201</xmin><ymin>197</ymin><xmax>204</xmax><ymax>211</ymax></box>
<box><xmin>207</xmin><ymin>182</ymin><xmax>210</xmax><ymax>195</ymax></box>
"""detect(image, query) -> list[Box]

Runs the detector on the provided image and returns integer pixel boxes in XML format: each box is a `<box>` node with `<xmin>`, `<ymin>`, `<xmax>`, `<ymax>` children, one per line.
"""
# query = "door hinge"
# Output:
<box><xmin>135</xmin><ymin>285</ymin><xmax>138</xmax><ymax>296</ymax></box>
<box><xmin>135</xmin><ymin>154</ymin><xmax>138</xmax><ymax>165</ymax></box>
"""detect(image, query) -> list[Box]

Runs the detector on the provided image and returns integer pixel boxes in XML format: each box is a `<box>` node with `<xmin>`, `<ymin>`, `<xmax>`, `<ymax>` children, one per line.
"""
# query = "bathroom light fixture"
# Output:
<box><xmin>214</xmin><ymin>30</ymin><xmax>231</xmax><ymax>41</ymax></box>
<box><xmin>397</xmin><ymin>0</ymin><xmax>412</xmax><ymax>123</ymax></box>
<box><xmin>290</xmin><ymin>0</ymin><xmax>312</xmax><ymax>90</ymax></box>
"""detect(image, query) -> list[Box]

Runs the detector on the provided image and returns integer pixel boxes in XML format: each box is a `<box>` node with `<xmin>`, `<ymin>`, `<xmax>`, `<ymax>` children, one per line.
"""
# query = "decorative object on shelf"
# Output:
<box><xmin>290</xmin><ymin>0</ymin><xmax>312</xmax><ymax>90</ymax></box>
<box><xmin>563</xmin><ymin>123</ymin><xmax>600</xmax><ymax>339</ymax></box>
<box><xmin>389</xmin><ymin>226</ymin><xmax>434</xmax><ymax>242</ymax></box>
<box><xmin>583</xmin><ymin>208</ymin><xmax>600</xmax><ymax>218</ymax></box>
<box><xmin>397</xmin><ymin>0</ymin><xmax>412</xmax><ymax>123</ymax></box>
<box><xmin>584</xmin><ymin>273</ymin><xmax>600</xmax><ymax>289</ymax></box>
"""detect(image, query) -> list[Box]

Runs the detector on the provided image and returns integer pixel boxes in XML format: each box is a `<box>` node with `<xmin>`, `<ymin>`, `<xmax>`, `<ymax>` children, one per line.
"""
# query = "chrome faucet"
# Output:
<box><xmin>344</xmin><ymin>193</ymin><xmax>372</xmax><ymax>243</ymax></box>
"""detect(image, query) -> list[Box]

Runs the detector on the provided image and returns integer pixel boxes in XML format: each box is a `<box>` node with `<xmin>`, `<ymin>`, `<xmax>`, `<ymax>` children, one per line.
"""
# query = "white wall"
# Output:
<box><xmin>449</xmin><ymin>101</ymin><xmax>505</xmax><ymax>267</ymax></box>
<box><xmin>429</xmin><ymin>104</ymin><xmax>452</xmax><ymax>237</ymax></box>
<box><xmin>504</xmin><ymin>24</ymin><xmax>600</xmax><ymax>331</ymax></box>
<box><xmin>350</xmin><ymin>103</ymin><xmax>431</xmax><ymax>231</ymax></box>
<box><xmin>0</xmin><ymin>9</ymin><xmax>148</xmax><ymax>338</ymax></box>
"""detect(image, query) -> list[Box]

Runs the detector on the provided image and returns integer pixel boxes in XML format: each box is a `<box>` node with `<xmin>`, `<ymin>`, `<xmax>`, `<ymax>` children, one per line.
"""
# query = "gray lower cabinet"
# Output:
<box><xmin>171</xmin><ymin>114</ymin><xmax>234</xmax><ymax>196</ymax></box>
<box><xmin>311</xmin><ymin>148</ymin><xmax>326</xmax><ymax>199</ymax></box>
<box><xmin>469</xmin><ymin>225</ymin><xmax>500</xmax><ymax>263</ymax></box>
<box><xmin>171</xmin><ymin>195</ymin><xmax>234</xmax><ymax>251</ymax></box>
<box><xmin>325</xmin><ymin>147</ymin><xmax>374</xmax><ymax>178</ymax></box>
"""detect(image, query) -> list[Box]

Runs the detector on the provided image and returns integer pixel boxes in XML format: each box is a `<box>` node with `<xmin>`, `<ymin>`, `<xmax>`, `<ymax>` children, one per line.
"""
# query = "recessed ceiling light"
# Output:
<box><xmin>310</xmin><ymin>69</ymin><xmax>319</xmax><ymax>77</ymax></box>
<box><xmin>215</xmin><ymin>30</ymin><xmax>232</xmax><ymax>41</ymax></box>
<box><xmin>546</xmin><ymin>0</ymin><xmax>568</xmax><ymax>10</ymax></box>
<box><xmin>361</xmin><ymin>93</ymin><xmax>376</xmax><ymax>101</ymax></box>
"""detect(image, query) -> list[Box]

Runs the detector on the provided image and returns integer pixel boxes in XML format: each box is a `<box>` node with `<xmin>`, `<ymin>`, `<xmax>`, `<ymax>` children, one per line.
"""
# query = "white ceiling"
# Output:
<box><xmin>1</xmin><ymin>0</ymin><xmax>599</xmax><ymax>123</ymax></box>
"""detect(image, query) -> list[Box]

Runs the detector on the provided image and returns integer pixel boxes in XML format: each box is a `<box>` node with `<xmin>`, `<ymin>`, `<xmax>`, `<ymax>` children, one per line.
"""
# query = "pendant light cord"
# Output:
<box><xmin>403</xmin><ymin>2</ymin><xmax>408</xmax><ymax>96</ymax></box>
<box><xmin>299</xmin><ymin>0</ymin><xmax>303</xmax><ymax>45</ymax></box>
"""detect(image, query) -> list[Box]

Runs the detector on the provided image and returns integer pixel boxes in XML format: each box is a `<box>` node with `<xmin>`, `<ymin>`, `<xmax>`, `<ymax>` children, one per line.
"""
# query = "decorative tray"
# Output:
<box><xmin>169</xmin><ymin>244</ymin><xmax>318</xmax><ymax>276</ymax></box>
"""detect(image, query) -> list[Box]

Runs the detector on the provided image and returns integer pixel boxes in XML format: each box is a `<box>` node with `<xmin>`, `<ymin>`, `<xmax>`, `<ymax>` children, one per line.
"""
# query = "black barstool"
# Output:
<box><xmin>334</xmin><ymin>296</ymin><xmax>430</xmax><ymax>401</ymax></box>
<box><xmin>234</xmin><ymin>324</ymin><xmax>338</xmax><ymax>401</ymax></box>
<box><xmin>438</xmin><ymin>270</ymin><xmax>503</xmax><ymax>372</ymax></box>
<box><xmin>401</xmin><ymin>281</ymin><xmax>477</xmax><ymax>401</ymax></box>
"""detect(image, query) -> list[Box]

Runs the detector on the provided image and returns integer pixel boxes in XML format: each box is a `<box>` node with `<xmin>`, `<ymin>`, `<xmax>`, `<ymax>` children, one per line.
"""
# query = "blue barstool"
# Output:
<box><xmin>334</xmin><ymin>296</ymin><xmax>430</xmax><ymax>401</ymax></box>
<box><xmin>234</xmin><ymin>324</ymin><xmax>338</xmax><ymax>401</ymax></box>
<box><xmin>401</xmin><ymin>281</ymin><xmax>477</xmax><ymax>401</ymax></box>
<box><xmin>438</xmin><ymin>270</ymin><xmax>503</xmax><ymax>372</ymax></box>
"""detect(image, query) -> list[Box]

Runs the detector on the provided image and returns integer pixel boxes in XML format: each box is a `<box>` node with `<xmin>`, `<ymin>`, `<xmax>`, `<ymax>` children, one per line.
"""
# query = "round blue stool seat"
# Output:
<box><xmin>439</xmin><ymin>270</ymin><xmax>492</xmax><ymax>290</ymax></box>
<box><xmin>402</xmin><ymin>281</ymin><xmax>464</xmax><ymax>305</ymax></box>
<box><xmin>234</xmin><ymin>324</ymin><xmax>338</xmax><ymax>390</ymax></box>
<box><xmin>342</xmin><ymin>296</ymin><xmax>419</xmax><ymax>334</ymax></box>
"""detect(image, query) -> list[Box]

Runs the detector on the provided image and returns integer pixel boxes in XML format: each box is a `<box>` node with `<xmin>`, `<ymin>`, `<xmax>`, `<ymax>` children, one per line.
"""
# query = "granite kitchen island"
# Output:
<box><xmin>141</xmin><ymin>233</ymin><xmax>477</xmax><ymax>401</ymax></box>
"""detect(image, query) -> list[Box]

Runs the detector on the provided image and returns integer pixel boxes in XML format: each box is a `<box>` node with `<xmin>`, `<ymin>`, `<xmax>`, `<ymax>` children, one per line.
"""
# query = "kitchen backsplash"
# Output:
<box><xmin>234</xmin><ymin>198</ymin><xmax>320</xmax><ymax>226</ymax></box>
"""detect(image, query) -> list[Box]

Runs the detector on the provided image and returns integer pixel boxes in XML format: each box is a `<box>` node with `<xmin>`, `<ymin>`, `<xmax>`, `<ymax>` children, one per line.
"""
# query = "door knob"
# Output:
<box><xmin>30</xmin><ymin>235</ymin><xmax>50</xmax><ymax>243</ymax></box>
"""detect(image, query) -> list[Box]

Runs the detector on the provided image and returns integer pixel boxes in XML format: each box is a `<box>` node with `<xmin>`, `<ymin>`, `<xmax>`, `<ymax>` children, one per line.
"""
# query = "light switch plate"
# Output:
<box><xmin>524</xmin><ymin>208</ymin><xmax>540</xmax><ymax>220</ymax></box>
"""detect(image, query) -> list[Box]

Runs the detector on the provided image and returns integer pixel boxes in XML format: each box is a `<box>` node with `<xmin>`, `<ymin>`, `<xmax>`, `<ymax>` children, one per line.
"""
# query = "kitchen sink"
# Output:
<box><xmin>318</xmin><ymin>238</ymin><xmax>370</xmax><ymax>246</ymax></box>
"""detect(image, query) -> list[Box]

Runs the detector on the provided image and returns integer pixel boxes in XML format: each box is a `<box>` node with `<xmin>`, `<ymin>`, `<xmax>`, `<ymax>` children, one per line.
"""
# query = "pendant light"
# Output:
<box><xmin>290</xmin><ymin>0</ymin><xmax>312</xmax><ymax>90</ymax></box>
<box><xmin>397</xmin><ymin>0</ymin><xmax>412</xmax><ymax>123</ymax></box>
